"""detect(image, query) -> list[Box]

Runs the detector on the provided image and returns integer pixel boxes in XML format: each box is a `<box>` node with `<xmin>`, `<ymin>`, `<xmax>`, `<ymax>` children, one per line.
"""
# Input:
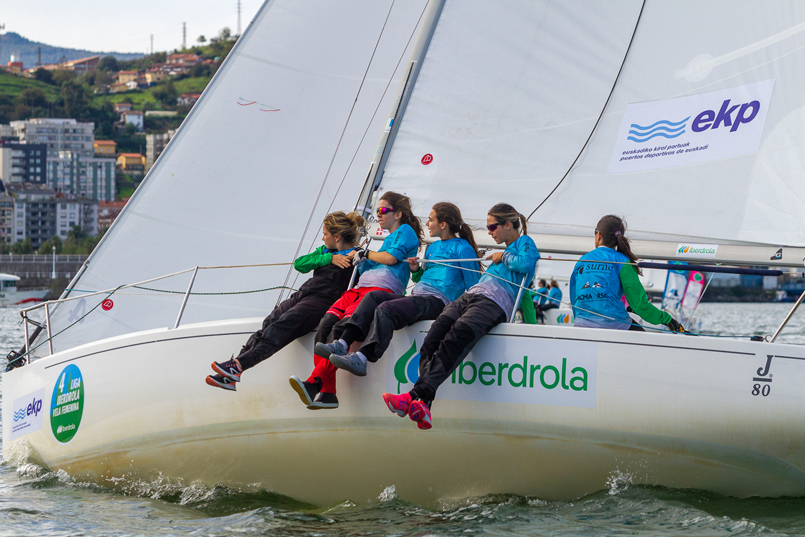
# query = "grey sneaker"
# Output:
<box><xmin>314</xmin><ymin>339</ymin><xmax>348</xmax><ymax>360</ymax></box>
<box><xmin>329</xmin><ymin>352</ymin><xmax>367</xmax><ymax>377</ymax></box>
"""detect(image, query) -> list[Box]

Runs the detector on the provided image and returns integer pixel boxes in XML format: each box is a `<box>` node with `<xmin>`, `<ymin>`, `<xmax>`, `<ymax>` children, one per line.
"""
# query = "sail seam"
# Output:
<box><xmin>526</xmin><ymin>0</ymin><xmax>647</xmax><ymax>222</ymax></box>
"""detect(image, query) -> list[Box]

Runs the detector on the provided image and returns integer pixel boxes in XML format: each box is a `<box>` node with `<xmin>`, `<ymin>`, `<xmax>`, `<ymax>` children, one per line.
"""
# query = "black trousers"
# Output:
<box><xmin>411</xmin><ymin>293</ymin><xmax>506</xmax><ymax>403</ymax></box>
<box><xmin>237</xmin><ymin>292</ymin><xmax>333</xmax><ymax>370</ymax></box>
<box><xmin>535</xmin><ymin>302</ymin><xmax>558</xmax><ymax>322</ymax></box>
<box><xmin>356</xmin><ymin>294</ymin><xmax>446</xmax><ymax>361</ymax></box>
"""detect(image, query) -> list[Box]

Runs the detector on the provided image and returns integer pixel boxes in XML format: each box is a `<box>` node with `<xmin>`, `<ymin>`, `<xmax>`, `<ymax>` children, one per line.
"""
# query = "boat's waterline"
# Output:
<box><xmin>4</xmin><ymin>318</ymin><xmax>805</xmax><ymax>506</ymax></box>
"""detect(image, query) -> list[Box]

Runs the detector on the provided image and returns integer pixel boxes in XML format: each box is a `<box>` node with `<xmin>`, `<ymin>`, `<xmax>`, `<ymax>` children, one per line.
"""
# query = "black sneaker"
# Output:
<box><xmin>212</xmin><ymin>357</ymin><xmax>242</xmax><ymax>382</ymax></box>
<box><xmin>289</xmin><ymin>375</ymin><xmax>321</xmax><ymax>407</ymax></box>
<box><xmin>309</xmin><ymin>392</ymin><xmax>339</xmax><ymax>410</ymax></box>
<box><xmin>206</xmin><ymin>374</ymin><xmax>236</xmax><ymax>391</ymax></box>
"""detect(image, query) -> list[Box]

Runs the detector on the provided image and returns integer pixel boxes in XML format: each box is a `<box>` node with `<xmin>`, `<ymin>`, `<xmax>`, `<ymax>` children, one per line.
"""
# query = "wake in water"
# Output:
<box><xmin>4</xmin><ymin>456</ymin><xmax>805</xmax><ymax>536</ymax></box>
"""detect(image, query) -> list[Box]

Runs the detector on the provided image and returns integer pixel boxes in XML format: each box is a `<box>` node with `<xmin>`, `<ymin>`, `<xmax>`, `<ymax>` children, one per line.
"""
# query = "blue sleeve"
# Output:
<box><xmin>502</xmin><ymin>236</ymin><xmax>539</xmax><ymax>274</ymax></box>
<box><xmin>383</xmin><ymin>224</ymin><xmax>419</xmax><ymax>262</ymax></box>
<box><xmin>458</xmin><ymin>241</ymin><xmax>481</xmax><ymax>290</ymax></box>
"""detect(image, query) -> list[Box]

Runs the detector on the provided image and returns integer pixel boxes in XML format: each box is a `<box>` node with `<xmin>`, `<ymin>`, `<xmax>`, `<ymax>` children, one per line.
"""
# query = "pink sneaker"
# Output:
<box><xmin>382</xmin><ymin>392</ymin><xmax>412</xmax><ymax>417</ymax></box>
<box><xmin>409</xmin><ymin>400</ymin><xmax>432</xmax><ymax>430</ymax></box>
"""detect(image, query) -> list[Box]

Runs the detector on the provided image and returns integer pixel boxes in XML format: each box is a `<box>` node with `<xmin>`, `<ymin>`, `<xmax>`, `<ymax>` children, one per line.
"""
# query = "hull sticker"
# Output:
<box><xmin>50</xmin><ymin>364</ymin><xmax>84</xmax><ymax>443</ymax></box>
<box><xmin>10</xmin><ymin>388</ymin><xmax>47</xmax><ymax>441</ymax></box>
<box><xmin>390</xmin><ymin>337</ymin><xmax>597</xmax><ymax>408</ymax></box>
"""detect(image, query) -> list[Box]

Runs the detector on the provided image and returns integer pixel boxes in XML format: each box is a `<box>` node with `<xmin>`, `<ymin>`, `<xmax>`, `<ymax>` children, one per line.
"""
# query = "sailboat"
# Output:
<box><xmin>5</xmin><ymin>0</ymin><xmax>805</xmax><ymax>507</ymax></box>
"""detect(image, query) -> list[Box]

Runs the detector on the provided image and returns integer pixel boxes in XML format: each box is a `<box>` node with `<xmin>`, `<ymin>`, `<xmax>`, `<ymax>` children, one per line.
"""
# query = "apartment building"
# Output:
<box><xmin>10</xmin><ymin>118</ymin><xmax>95</xmax><ymax>158</ymax></box>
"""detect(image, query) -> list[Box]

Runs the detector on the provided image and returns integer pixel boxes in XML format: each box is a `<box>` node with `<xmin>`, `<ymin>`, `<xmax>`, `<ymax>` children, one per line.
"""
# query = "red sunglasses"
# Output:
<box><xmin>376</xmin><ymin>207</ymin><xmax>396</xmax><ymax>215</ymax></box>
<box><xmin>487</xmin><ymin>222</ymin><xmax>504</xmax><ymax>231</ymax></box>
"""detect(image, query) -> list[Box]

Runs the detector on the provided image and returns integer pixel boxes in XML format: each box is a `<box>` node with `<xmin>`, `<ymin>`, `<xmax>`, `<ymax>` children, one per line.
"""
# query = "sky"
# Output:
<box><xmin>2</xmin><ymin>0</ymin><xmax>262</xmax><ymax>54</ymax></box>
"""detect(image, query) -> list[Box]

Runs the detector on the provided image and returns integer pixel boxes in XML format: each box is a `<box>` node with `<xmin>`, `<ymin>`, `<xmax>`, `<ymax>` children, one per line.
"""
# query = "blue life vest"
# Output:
<box><xmin>570</xmin><ymin>247</ymin><xmax>632</xmax><ymax>328</ymax></box>
<box><xmin>547</xmin><ymin>286</ymin><xmax>562</xmax><ymax>305</ymax></box>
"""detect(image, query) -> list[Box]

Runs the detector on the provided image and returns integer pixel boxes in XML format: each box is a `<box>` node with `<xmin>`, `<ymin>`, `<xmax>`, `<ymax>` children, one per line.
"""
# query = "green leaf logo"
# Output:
<box><xmin>395</xmin><ymin>341</ymin><xmax>416</xmax><ymax>384</ymax></box>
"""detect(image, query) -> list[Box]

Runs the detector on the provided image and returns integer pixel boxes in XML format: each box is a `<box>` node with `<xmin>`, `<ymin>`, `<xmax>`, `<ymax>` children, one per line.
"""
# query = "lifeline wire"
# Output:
<box><xmin>419</xmin><ymin>257</ymin><xmax>742</xmax><ymax>338</ymax></box>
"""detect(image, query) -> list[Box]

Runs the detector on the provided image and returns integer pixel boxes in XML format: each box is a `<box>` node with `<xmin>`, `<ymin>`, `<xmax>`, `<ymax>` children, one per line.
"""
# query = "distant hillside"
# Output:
<box><xmin>0</xmin><ymin>32</ymin><xmax>143</xmax><ymax>69</ymax></box>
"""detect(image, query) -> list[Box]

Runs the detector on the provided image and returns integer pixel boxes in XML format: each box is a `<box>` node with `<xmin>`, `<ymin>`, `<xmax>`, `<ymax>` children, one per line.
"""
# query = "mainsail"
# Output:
<box><xmin>37</xmin><ymin>0</ymin><xmax>429</xmax><ymax>356</ymax></box>
<box><xmin>378</xmin><ymin>0</ymin><xmax>805</xmax><ymax>250</ymax></box>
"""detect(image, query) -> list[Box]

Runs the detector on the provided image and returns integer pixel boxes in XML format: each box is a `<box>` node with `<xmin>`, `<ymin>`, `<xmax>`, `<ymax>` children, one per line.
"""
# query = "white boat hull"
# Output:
<box><xmin>4</xmin><ymin>319</ymin><xmax>805</xmax><ymax>506</ymax></box>
<box><xmin>0</xmin><ymin>289</ymin><xmax>49</xmax><ymax>308</ymax></box>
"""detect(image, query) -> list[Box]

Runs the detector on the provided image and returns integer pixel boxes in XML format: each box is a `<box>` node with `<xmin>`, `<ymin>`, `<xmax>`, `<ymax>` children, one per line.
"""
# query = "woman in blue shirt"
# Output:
<box><xmin>535</xmin><ymin>279</ymin><xmax>562</xmax><ymax>323</ymax></box>
<box><xmin>382</xmin><ymin>203</ymin><xmax>539</xmax><ymax>430</ymax></box>
<box><xmin>570</xmin><ymin>215</ymin><xmax>683</xmax><ymax>332</ymax></box>
<box><xmin>290</xmin><ymin>191</ymin><xmax>422</xmax><ymax>409</ymax></box>
<box><xmin>319</xmin><ymin>202</ymin><xmax>480</xmax><ymax>377</ymax></box>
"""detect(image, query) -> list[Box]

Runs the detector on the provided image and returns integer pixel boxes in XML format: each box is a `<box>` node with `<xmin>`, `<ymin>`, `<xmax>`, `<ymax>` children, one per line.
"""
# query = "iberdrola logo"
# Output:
<box><xmin>556</xmin><ymin>313</ymin><xmax>571</xmax><ymax>324</ymax></box>
<box><xmin>679</xmin><ymin>245</ymin><xmax>690</xmax><ymax>253</ymax></box>
<box><xmin>394</xmin><ymin>341</ymin><xmax>420</xmax><ymax>393</ymax></box>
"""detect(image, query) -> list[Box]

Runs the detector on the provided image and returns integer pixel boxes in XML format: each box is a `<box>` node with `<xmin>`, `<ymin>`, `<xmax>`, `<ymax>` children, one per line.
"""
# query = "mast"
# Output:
<box><xmin>355</xmin><ymin>0</ymin><xmax>446</xmax><ymax>217</ymax></box>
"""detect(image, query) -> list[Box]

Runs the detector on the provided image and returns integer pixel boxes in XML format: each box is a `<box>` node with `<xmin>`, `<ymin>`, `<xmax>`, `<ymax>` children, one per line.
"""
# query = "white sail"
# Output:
<box><xmin>378</xmin><ymin>0</ymin><xmax>805</xmax><ymax>249</ymax></box>
<box><xmin>36</xmin><ymin>0</ymin><xmax>429</xmax><ymax>356</ymax></box>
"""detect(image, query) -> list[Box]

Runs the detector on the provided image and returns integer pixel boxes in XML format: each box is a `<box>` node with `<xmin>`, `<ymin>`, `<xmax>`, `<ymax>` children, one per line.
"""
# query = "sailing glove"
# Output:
<box><xmin>352</xmin><ymin>249</ymin><xmax>369</xmax><ymax>266</ymax></box>
<box><xmin>665</xmin><ymin>319</ymin><xmax>684</xmax><ymax>333</ymax></box>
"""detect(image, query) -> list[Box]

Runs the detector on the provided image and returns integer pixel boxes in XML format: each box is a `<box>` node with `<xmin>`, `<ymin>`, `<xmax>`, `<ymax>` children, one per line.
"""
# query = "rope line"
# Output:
<box><xmin>131</xmin><ymin>285</ymin><xmax>297</xmax><ymax>296</ymax></box>
<box><xmin>418</xmin><ymin>257</ymin><xmax>751</xmax><ymax>339</ymax></box>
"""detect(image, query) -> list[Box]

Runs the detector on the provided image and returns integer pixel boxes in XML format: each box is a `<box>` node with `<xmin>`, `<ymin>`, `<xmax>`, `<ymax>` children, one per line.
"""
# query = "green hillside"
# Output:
<box><xmin>0</xmin><ymin>72</ymin><xmax>61</xmax><ymax>100</ymax></box>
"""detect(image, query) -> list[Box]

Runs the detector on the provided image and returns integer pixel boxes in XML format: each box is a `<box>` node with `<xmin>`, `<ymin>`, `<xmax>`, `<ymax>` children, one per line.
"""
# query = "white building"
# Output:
<box><xmin>121</xmin><ymin>111</ymin><xmax>144</xmax><ymax>132</ymax></box>
<box><xmin>56</xmin><ymin>198</ymin><xmax>99</xmax><ymax>239</ymax></box>
<box><xmin>9</xmin><ymin>118</ymin><xmax>95</xmax><ymax>158</ymax></box>
<box><xmin>47</xmin><ymin>152</ymin><xmax>116</xmax><ymax>202</ymax></box>
<box><xmin>145</xmin><ymin>129</ymin><xmax>175</xmax><ymax>171</ymax></box>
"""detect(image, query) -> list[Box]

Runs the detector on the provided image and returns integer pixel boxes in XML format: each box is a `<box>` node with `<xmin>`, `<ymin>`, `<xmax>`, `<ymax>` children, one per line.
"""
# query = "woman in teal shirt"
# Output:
<box><xmin>570</xmin><ymin>215</ymin><xmax>683</xmax><ymax>332</ymax></box>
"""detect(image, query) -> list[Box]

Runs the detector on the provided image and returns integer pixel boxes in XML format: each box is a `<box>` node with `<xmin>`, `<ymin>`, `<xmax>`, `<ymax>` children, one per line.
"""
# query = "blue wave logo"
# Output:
<box><xmin>13</xmin><ymin>408</ymin><xmax>26</xmax><ymax>422</ymax></box>
<box><xmin>627</xmin><ymin>117</ymin><xmax>690</xmax><ymax>143</ymax></box>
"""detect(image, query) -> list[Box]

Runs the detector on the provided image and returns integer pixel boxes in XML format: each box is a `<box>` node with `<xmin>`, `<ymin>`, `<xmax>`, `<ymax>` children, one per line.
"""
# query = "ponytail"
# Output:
<box><xmin>380</xmin><ymin>191</ymin><xmax>424</xmax><ymax>246</ymax></box>
<box><xmin>596</xmin><ymin>214</ymin><xmax>640</xmax><ymax>275</ymax></box>
<box><xmin>432</xmin><ymin>202</ymin><xmax>480</xmax><ymax>257</ymax></box>
<box><xmin>488</xmin><ymin>203</ymin><xmax>527</xmax><ymax>236</ymax></box>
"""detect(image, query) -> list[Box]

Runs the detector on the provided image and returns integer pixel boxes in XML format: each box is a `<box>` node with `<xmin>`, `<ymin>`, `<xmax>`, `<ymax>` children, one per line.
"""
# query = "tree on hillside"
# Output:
<box><xmin>219</xmin><ymin>27</ymin><xmax>232</xmax><ymax>41</ymax></box>
<box><xmin>98</xmin><ymin>55</ymin><xmax>119</xmax><ymax>72</ymax></box>
<box><xmin>51</xmin><ymin>69</ymin><xmax>77</xmax><ymax>85</ymax></box>
<box><xmin>152</xmin><ymin>80</ymin><xmax>178</xmax><ymax>107</ymax></box>
<box><xmin>197</xmin><ymin>35</ymin><xmax>207</xmax><ymax>44</ymax></box>
<box><xmin>59</xmin><ymin>81</ymin><xmax>89</xmax><ymax>118</ymax></box>
<box><xmin>33</xmin><ymin>68</ymin><xmax>54</xmax><ymax>85</ymax></box>
<box><xmin>17</xmin><ymin>87</ymin><xmax>48</xmax><ymax>109</ymax></box>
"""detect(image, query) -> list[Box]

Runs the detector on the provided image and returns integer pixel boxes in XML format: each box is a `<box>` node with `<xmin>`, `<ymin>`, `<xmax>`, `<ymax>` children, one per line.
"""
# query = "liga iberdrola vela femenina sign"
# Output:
<box><xmin>607</xmin><ymin>80</ymin><xmax>775</xmax><ymax>173</ymax></box>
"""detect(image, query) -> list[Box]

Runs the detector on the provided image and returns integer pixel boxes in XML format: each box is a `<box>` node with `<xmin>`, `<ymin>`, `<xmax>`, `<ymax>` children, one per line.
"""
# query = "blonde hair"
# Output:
<box><xmin>323</xmin><ymin>211</ymin><xmax>365</xmax><ymax>246</ymax></box>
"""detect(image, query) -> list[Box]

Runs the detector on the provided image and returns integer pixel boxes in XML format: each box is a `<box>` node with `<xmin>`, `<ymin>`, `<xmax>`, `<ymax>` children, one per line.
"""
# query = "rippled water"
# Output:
<box><xmin>2</xmin><ymin>303</ymin><xmax>805</xmax><ymax>536</ymax></box>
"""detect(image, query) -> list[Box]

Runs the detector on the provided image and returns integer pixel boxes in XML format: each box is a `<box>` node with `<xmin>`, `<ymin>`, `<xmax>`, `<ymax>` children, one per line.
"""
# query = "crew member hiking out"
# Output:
<box><xmin>319</xmin><ymin>202</ymin><xmax>480</xmax><ymax>378</ymax></box>
<box><xmin>206</xmin><ymin>211</ymin><xmax>364</xmax><ymax>390</ymax></box>
<box><xmin>382</xmin><ymin>203</ymin><xmax>539</xmax><ymax>430</ymax></box>
<box><xmin>289</xmin><ymin>191</ymin><xmax>423</xmax><ymax>409</ymax></box>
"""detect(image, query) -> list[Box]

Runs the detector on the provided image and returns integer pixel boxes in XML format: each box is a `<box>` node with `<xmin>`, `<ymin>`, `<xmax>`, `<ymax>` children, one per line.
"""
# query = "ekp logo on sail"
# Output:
<box><xmin>608</xmin><ymin>79</ymin><xmax>775</xmax><ymax>174</ymax></box>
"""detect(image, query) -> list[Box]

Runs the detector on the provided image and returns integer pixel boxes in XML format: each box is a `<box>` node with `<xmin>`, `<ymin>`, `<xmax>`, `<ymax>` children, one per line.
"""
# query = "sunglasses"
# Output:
<box><xmin>376</xmin><ymin>207</ymin><xmax>396</xmax><ymax>215</ymax></box>
<box><xmin>487</xmin><ymin>222</ymin><xmax>504</xmax><ymax>231</ymax></box>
